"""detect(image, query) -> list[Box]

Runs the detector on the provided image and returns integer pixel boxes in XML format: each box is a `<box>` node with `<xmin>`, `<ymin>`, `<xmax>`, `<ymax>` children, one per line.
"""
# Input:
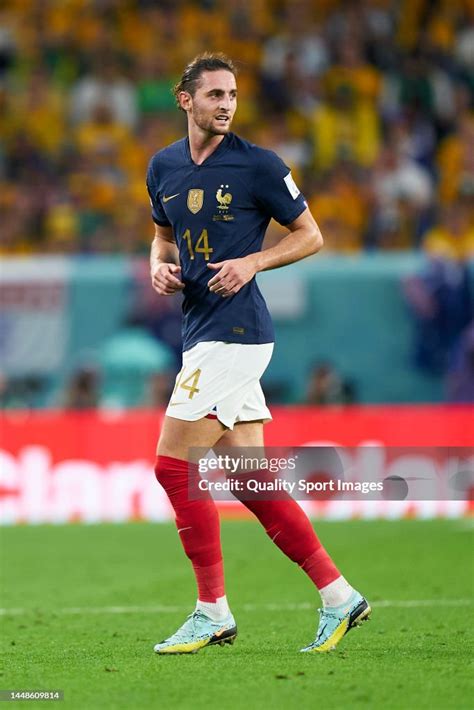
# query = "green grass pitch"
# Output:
<box><xmin>1</xmin><ymin>519</ymin><xmax>473</xmax><ymax>709</ymax></box>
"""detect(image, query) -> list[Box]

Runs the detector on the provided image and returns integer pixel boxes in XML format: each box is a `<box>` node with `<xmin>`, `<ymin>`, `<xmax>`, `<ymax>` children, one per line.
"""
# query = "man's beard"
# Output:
<box><xmin>192</xmin><ymin>107</ymin><xmax>232</xmax><ymax>135</ymax></box>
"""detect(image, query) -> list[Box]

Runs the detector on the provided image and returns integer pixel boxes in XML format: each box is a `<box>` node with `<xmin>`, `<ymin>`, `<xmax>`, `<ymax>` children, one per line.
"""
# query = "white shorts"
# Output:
<box><xmin>166</xmin><ymin>341</ymin><xmax>274</xmax><ymax>429</ymax></box>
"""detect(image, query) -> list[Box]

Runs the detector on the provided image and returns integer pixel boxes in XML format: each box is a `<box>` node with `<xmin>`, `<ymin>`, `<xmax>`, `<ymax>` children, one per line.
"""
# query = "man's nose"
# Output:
<box><xmin>219</xmin><ymin>95</ymin><xmax>232</xmax><ymax>111</ymax></box>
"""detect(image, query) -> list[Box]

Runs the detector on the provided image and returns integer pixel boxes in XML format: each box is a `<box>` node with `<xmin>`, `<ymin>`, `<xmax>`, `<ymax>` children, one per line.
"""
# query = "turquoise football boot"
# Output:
<box><xmin>300</xmin><ymin>590</ymin><xmax>371</xmax><ymax>653</ymax></box>
<box><xmin>154</xmin><ymin>610</ymin><xmax>237</xmax><ymax>655</ymax></box>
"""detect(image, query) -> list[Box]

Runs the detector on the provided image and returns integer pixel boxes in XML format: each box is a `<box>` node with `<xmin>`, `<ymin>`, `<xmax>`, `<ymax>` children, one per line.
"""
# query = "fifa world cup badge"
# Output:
<box><xmin>187</xmin><ymin>189</ymin><xmax>204</xmax><ymax>214</ymax></box>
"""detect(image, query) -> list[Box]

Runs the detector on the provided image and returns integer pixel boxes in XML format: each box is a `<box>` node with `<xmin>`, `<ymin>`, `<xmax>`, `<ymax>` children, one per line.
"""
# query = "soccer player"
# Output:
<box><xmin>147</xmin><ymin>53</ymin><xmax>370</xmax><ymax>655</ymax></box>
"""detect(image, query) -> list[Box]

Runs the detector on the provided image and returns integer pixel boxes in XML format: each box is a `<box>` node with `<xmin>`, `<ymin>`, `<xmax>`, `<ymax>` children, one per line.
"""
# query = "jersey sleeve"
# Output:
<box><xmin>146</xmin><ymin>161</ymin><xmax>171</xmax><ymax>227</ymax></box>
<box><xmin>254</xmin><ymin>150</ymin><xmax>307</xmax><ymax>225</ymax></box>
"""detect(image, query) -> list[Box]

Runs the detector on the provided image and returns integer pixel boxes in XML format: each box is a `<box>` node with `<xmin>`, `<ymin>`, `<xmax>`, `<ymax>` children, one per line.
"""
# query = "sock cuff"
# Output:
<box><xmin>155</xmin><ymin>455</ymin><xmax>198</xmax><ymax>475</ymax></box>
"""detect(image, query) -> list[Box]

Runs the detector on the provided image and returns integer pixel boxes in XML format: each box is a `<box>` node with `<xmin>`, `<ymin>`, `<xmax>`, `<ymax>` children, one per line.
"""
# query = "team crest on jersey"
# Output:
<box><xmin>213</xmin><ymin>184</ymin><xmax>234</xmax><ymax>221</ymax></box>
<box><xmin>187</xmin><ymin>189</ymin><xmax>204</xmax><ymax>214</ymax></box>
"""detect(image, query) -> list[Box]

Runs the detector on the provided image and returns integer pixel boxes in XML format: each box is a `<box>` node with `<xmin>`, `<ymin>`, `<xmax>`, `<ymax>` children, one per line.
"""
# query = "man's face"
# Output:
<box><xmin>182</xmin><ymin>70</ymin><xmax>237</xmax><ymax>135</ymax></box>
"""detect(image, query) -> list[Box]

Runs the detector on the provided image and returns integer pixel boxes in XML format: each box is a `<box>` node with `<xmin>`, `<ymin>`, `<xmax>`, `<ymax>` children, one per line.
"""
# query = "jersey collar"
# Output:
<box><xmin>184</xmin><ymin>133</ymin><xmax>233</xmax><ymax>166</ymax></box>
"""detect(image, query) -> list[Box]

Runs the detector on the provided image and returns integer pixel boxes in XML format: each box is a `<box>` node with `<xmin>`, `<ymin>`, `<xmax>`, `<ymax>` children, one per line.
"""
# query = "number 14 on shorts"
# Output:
<box><xmin>173</xmin><ymin>368</ymin><xmax>202</xmax><ymax>400</ymax></box>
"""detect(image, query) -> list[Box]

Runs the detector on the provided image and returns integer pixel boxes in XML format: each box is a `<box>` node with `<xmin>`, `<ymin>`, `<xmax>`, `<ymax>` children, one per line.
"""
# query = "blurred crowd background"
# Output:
<box><xmin>1</xmin><ymin>0</ymin><xmax>473</xmax><ymax>256</ymax></box>
<box><xmin>0</xmin><ymin>0</ymin><xmax>473</xmax><ymax>409</ymax></box>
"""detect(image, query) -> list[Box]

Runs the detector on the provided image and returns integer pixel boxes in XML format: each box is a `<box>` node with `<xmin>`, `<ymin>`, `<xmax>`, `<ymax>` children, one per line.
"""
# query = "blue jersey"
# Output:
<box><xmin>146</xmin><ymin>132</ymin><xmax>307</xmax><ymax>352</ymax></box>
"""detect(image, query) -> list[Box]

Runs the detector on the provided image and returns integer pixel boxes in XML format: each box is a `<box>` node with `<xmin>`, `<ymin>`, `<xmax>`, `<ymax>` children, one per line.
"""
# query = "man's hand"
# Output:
<box><xmin>151</xmin><ymin>263</ymin><xmax>184</xmax><ymax>295</ymax></box>
<box><xmin>207</xmin><ymin>256</ymin><xmax>257</xmax><ymax>298</ymax></box>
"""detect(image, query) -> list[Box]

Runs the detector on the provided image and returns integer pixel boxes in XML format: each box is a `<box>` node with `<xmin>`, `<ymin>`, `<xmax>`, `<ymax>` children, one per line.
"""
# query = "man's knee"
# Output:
<box><xmin>156</xmin><ymin>415</ymin><xmax>226</xmax><ymax>460</ymax></box>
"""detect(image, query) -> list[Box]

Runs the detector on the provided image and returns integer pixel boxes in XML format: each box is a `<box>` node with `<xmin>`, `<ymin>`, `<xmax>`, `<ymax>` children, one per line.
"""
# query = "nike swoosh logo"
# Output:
<box><xmin>162</xmin><ymin>193</ymin><xmax>180</xmax><ymax>203</ymax></box>
<box><xmin>214</xmin><ymin>626</ymin><xmax>228</xmax><ymax>637</ymax></box>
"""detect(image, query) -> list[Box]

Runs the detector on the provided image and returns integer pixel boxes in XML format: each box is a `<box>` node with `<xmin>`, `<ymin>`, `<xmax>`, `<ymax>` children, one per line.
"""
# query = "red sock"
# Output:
<box><xmin>154</xmin><ymin>455</ymin><xmax>225</xmax><ymax>602</ymax></box>
<box><xmin>194</xmin><ymin>561</ymin><xmax>226</xmax><ymax>602</ymax></box>
<box><xmin>300</xmin><ymin>547</ymin><xmax>341</xmax><ymax>589</ymax></box>
<box><xmin>231</xmin><ymin>471</ymin><xmax>341</xmax><ymax>590</ymax></box>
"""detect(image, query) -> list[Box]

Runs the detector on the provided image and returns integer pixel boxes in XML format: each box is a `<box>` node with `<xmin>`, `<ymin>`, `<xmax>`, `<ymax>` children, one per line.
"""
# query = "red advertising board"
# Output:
<box><xmin>1</xmin><ymin>406</ymin><xmax>473</xmax><ymax>523</ymax></box>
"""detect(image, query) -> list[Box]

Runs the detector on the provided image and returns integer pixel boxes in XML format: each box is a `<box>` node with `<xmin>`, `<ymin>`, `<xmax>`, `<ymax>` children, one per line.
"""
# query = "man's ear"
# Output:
<box><xmin>179</xmin><ymin>91</ymin><xmax>192</xmax><ymax>112</ymax></box>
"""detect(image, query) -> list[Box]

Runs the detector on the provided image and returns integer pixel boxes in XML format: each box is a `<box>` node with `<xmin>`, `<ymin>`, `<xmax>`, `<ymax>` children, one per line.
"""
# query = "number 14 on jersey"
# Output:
<box><xmin>182</xmin><ymin>228</ymin><xmax>213</xmax><ymax>261</ymax></box>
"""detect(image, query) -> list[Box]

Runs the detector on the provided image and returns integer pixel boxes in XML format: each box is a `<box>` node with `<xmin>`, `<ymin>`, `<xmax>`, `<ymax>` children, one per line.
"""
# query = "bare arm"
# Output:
<box><xmin>150</xmin><ymin>223</ymin><xmax>184</xmax><ymax>296</ymax></box>
<box><xmin>251</xmin><ymin>207</ymin><xmax>323</xmax><ymax>272</ymax></box>
<box><xmin>207</xmin><ymin>207</ymin><xmax>323</xmax><ymax>297</ymax></box>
